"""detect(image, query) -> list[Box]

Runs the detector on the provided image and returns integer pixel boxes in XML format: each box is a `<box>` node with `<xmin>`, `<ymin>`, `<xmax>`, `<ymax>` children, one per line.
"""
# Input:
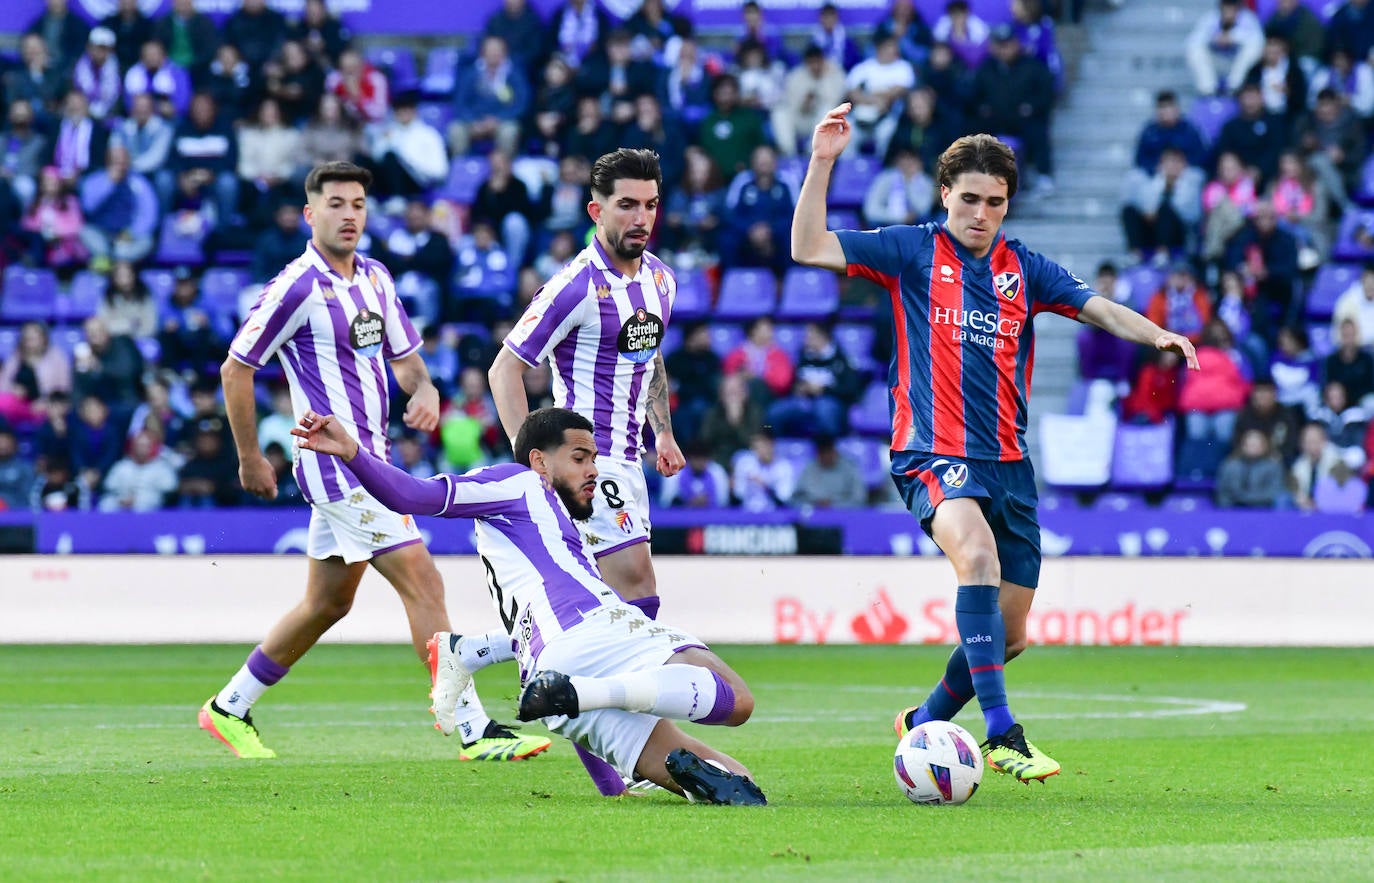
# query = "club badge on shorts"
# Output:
<box><xmin>941</xmin><ymin>462</ymin><xmax>968</xmax><ymax>489</ymax></box>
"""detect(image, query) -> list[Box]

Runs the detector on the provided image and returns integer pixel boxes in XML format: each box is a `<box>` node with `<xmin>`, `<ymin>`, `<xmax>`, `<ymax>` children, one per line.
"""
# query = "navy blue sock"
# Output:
<box><xmin>910</xmin><ymin>645</ymin><xmax>975</xmax><ymax>728</ymax></box>
<box><xmin>955</xmin><ymin>584</ymin><xmax>1015</xmax><ymax>737</ymax></box>
<box><xmin>627</xmin><ymin>596</ymin><xmax>660</xmax><ymax>620</ymax></box>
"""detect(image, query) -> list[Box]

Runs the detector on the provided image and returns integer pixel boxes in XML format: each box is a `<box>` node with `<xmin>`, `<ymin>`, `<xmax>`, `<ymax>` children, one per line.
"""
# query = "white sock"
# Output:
<box><xmin>457</xmin><ymin>631</ymin><xmax>516</xmax><ymax>672</ymax></box>
<box><xmin>569</xmin><ymin>665</ymin><xmax>720</xmax><ymax>722</ymax></box>
<box><xmin>453</xmin><ymin>681</ymin><xmax>493</xmax><ymax>745</ymax></box>
<box><xmin>215</xmin><ymin>665</ymin><xmax>269</xmax><ymax>718</ymax></box>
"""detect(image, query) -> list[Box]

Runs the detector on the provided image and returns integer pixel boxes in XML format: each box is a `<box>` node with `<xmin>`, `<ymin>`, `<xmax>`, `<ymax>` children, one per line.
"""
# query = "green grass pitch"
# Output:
<box><xmin>2</xmin><ymin>643</ymin><xmax>1370</xmax><ymax>881</ymax></box>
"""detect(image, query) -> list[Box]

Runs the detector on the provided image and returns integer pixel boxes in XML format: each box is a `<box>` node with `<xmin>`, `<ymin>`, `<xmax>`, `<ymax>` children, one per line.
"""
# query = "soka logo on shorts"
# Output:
<box><xmin>350</xmin><ymin>308</ymin><xmax>384</xmax><ymax>358</ymax></box>
<box><xmin>942</xmin><ymin>463</ymin><xmax>968</xmax><ymax>488</ymax></box>
<box><xmin>993</xmin><ymin>271</ymin><xmax>1021</xmax><ymax>301</ymax></box>
<box><xmin>617</xmin><ymin>307</ymin><xmax>664</xmax><ymax>364</ymax></box>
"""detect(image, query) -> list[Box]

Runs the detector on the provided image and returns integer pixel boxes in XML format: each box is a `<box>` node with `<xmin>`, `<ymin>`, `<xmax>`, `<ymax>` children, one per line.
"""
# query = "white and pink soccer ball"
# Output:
<box><xmin>893</xmin><ymin>720</ymin><xmax>983</xmax><ymax>806</ymax></box>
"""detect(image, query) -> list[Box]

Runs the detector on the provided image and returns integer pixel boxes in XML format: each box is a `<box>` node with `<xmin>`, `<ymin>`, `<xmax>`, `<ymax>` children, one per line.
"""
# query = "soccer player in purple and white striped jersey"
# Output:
<box><xmin>293</xmin><ymin>405</ymin><xmax>766</xmax><ymax>804</ymax></box>
<box><xmin>489</xmin><ymin>148</ymin><xmax>684</xmax><ymax>793</ymax></box>
<box><xmin>198</xmin><ymin>162</ymin><xmax>548</xmax><ymax>763</ymax></box>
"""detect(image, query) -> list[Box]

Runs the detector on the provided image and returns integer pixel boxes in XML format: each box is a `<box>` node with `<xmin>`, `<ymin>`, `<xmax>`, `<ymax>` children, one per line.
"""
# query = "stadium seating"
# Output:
<box><xmin>1109</xmin><ymin>418</ymin><xmax>1175</xmax><ymax>490</ymax></box>
<box><xmin>715</xmin><ymin>268</ymin><xmax>778</xmax><ymax>319</ymax></box>
<box><xmin>828</xmin><ymin>156</ymin><xmax>882</xmax><ymax>209</ymax></box>
<box><xmin>438</xmin><ymin>155</ymin><xmax>491</xmax><ymax>205</ymax></box>
<box><xmin>420</xmin><ymin>46</ymin><xmax>462</xmax><ymax>97</ymax></box>
<box><xmin>826</xmin><ymin>207</ymin><xmax>862</xmax><ymax>232</ymax></box>
<box><xmin>777</xmin><ymin>267</ymin><xmax>840</xmax><ymax>321</ymax></box>
<box><xmin>1306</xmin><ymin>262</ymin><xmax>1360</xmax><ymax>319</ymax></box>
<box><xmin>771</xmin><ymin>322</ymin><xmax>805</xmax><ymax>361</ymax></box>
<box><xmin>1</xmin><ymin>267</ymin><xmax>59</xmax><ymax>323</ymax></box>
<box><xmin>154</xmin><ymin>220</ymin><xmax>205</xmax><ymax>266</ymax></box>
<box><xmin>140</xmin><ymin>269</ymin><xmax>177</xmax><ymax>309</ymax></box>
<box><xmin>416</xmin><ymin>101</ymin><xmax>454</xmax><ymax>134</ymax></box>
<box><xmin>848</xmin><ymin>380</ymin><xmax>891</xmax><ymax>437</ymax></box>
<box><xmin>1120</xmin><ymin>264</ymin><xmax>1165</xmax><ymax>310</ymax></box>
<box><xmin>833</xmin><ymin>322</ymin><xmax>879</xmax><ymax>375</ymax></box>
<box><xmin>57</xmin><ymin>270</ymin><xmax>107</xmax><ymax>323</ymax></box>
<box><xmin>1187</xmin><ymin>96</ymin><xmax>1238</xmax><ymax>146</ymax></box>
<box><xmin>364</xmin><ymin>46</ymin><xmax>417</xmax><ymax>89</ymax></box>
<box><xmin>836</xmin><ymin>435</ymin><xmax>891</xmax><ymax>490</ymax></box>
<box><xmin>0</xmin><ymin>326</ymin><xmax>20</xmax><ymax>360</ymax></box>
<box><xmin>1039</xmin><ymin>413</ymin><xmax>1115</xmax><ymax>490</ymax></box>
<box><xmin>706</xmin><ymin>323</ymin><xmax>746</xmax><ymax>357</ymax></box>
<box><xmin>670</xmin><ymin>268</ymin><xmax>713</xmax><ymax>321</ymax></box>
<box><xmin>202</xmin><ymin>268</ymin><xmax>251</xmax><ymax>321</ymax></box>
<box><xmin>1331</xmin><ymin>209</ymin><xmax>1374</xmax><ymax>262</ymax></box>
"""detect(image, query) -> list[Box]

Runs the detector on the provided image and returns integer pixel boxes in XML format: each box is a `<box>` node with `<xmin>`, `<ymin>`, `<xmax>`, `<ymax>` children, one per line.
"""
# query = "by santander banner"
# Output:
<box><xmin>1</xmin><ymin>556</ymin><xmax>1368</xmax><ymax>646</ymax></box>
<box><xmin>1</xmin><ymin>0</ymin><xmax>899</xmax><ymax>36</ymax></box>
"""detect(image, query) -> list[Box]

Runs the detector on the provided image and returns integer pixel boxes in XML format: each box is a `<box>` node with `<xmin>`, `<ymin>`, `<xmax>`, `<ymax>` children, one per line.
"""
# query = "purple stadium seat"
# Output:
<box><xmin>0</xmin><ymin>326</ymin><xmax>20</xmax><ymax>361</ymax></box>
<box><xmin>417</xmin><ymin>101</ymin><xmax>454</xmax><ymax>134</ymax></box>
<box><xmin>1254</xmin><ymin>0</ymin><xmax>1338</xmax><ymax>22</ymax></box>
<box><xmin>140</xmin><ymin>268</ymin><xmax>176</xmax><ymax>309</ymax></box>
<box><xmin>829</xmin><ymin>155</ymin><xmax>881</xmax><ymax>208</ymax></box>
<box><xmin>836</xmin><ymin>436</ymin><xmax>890</xmax><ymax>489</ymax></box>
<box><xmin>776</xmin><ymin>155</ymin><xmax>808</xmax><ymax>192</ymax></box>
<box><xmin>1120</xmin><ymin>264</ymin><xmax>1165</xmax><ymax>309</ymax></box>
<box><xmin>365</xmin><ymin>46</ymin><xmax>417</xmax><ymax>89</ymax></box>
<box><xmin>833</xmin><ymin>322</ymin><xmax>878</xmax><ymax>374</ymax></box>
<box><xmin>2</xmin><ymin>267</ymin><xmax>59</xmax><ymax>322</ymax></box>
<box><xmin>826</xmin><ymin>207</ymin><xmax>862</xmax><ymax>232</ymax></box>
<box><xmin>57</xmin><ymin>270</ymin><xmax>108</xmax><ymax>323</ymax></box>
<box><xmin>202</xmin><ymin>268</ymin><xmax>250</xmax><ymax>320</ymax></box>
<box><xmin>707</xmin><ymin>323</ymin><xmax>746</xmax><ymax>357</ymax></box>
<box><xmin>848</xmin><ymin>380</ymin><xmax>891</xmax><ymax>437</ymax></box>
<box><xmin>773</xmin><ymin>437</ymin><xmax>815</xmax><ymax>477</ymax></box>
<box><xmin>421</xmin><ymin>47</ymin><xmax>462</xmax><ymax>98</ymax></box>
<box><xmin>1332</xmin><ymin>209</ymin><xmax>1374</xmax><ymax>262</ymax></box>
<box><xmin>1110</xmin><ymin>418</ymin><xmax>1175</xmax><ymax>489</ymax></box>
<box><xmin>439</xmin><ymin>155</ymin><xmax>490</xmax><ymax>205</ymax></box>
<box><xmin>51</xmin><ymin>325</ymin><xmax>86</xmax><ymax>355</ymax></box>
<box><xmin>671</xmin><ymin>268</ymin><xmax>712</xmax><ymax>321</ymax></box>
<box><xmin>1308</xmin><ymin>322</ymin><xmax>1335</xmax><ymax>357</ymax></box>
<box><xmin>1306</xmin><ymin>262</ymin><xmax>1361</xmax><ymax>319</ymax></box>
<box><xmin>716</xmin><ymin>268</ymin><xmax>778</xmax><ymax>319</ymax></box>
<box><xmin>1354</xmin><ymin>155</ymin><xmax>1374</xmax><ymax>207</ymax></box>
<box><xmin>1187</xmin><ymin>96</ymin><xmax>1238</xmax><ymax>146</ymax></box>
<box><xmin>659</xmin><ymin>323</ymin><xmax>684</xmax><ymax>356</ymax></box>
<box><xmin>154</xmin><ymin>221</ymin><xmax>205</xmax><ymax>266</ymax></box>
<box><xmin>777</xmin><ymin>267</ymin><xmax>840</xmax><ymax>320</ymax></box>
<box><xmin>771</xmin><ymin>322</ymin><xmax>806</xmax><ymax>361</ymax></box>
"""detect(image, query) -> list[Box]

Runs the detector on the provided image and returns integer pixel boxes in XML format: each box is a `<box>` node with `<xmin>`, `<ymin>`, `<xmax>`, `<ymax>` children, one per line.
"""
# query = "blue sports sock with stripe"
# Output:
<box><xmin>955</xmin><ymin>584</ymin><xmax>1015</xmax><ymax>738</ymax></box>
<box><xmin>909</xmin><ymin>645</ymin><xmax>975</xmax><ymax>728</ymax></box>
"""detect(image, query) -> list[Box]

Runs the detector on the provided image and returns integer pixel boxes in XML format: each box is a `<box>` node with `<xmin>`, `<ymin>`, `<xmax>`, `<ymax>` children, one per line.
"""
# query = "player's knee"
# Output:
<box><xmin>958</xmin><ymin>545</ymin><xmax>1001</xmax><ymax>585</ymax></box>
<box><xmin>725</xmin><ymin>684</ymin><xmax>754</xmax><ymax>726</ymax></box>
<box><xmin>309</xmin><ymin>595</ymin><xmax>354</xmax><ymax>624</ymax></box>
<box><xmin>1005</xmin><ymin>635</ymin><xmax>1029</xmax><ymax>660</ymax></box>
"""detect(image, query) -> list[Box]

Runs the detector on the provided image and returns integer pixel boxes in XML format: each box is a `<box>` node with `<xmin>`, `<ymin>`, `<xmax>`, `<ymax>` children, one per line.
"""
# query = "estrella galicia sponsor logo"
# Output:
<box><xmin>617</xmin><ymin>307</ymin><xmax>664</xmax><ymax>363</ymax></box>
<box><xmin>350</xmin><ymin>308</ymin><xmax>384</xmax><ymax>358</ymax></box>
<box><xmin>993</xmin><ymin>271</ymin><xmax>1021</xmax><ymax>301</ymax></box>
<box><xmin>941</xmin><ymin>462</ymin><xmax>968</xmax><ymax>489</ymax></box>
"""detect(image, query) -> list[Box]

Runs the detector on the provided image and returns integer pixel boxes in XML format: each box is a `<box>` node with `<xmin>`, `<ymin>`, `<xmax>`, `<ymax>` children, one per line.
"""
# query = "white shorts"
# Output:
<box><xmin>580</xmin><ymin>458</ymin><xmax>651</xmax><ymax>558</ymax></box>
<box><xmin>533</xmin><ymin>603</ymin><xmax>706</xmax><ymax>779</ymax></box>
<box><xmin>307</xmin><ymin>488</ymin><xmax>424</xmax><ymax>564</ymax></box>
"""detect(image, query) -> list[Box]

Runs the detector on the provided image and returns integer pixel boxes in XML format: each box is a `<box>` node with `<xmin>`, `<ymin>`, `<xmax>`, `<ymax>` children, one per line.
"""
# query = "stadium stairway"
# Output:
<box><xmin>1004</xmin><ymin>0</ymin><xmax>1210</xmax><ymax>466</ymax></box>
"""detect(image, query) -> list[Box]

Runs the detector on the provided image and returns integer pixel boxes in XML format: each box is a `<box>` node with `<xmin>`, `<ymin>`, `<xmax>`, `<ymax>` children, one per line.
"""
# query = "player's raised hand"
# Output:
<box><xmin>403</xmin><ymin>383</ymin><xmax>440</xmax><ymax>432</ymax></box>
<box><xmin>811</xmin><ymin>103</ymin><xmax>853</xmax><ymax>162</ymax></box>
<box><xmin>655</xmin><ymin>434</ymin><xmax>685</xmax><ymax>477</ymax></box>
<box><xmin>238</xmin><ymin>452</ymin><xmax>278</xmax><ymax>500</ymax></box>
<box><xmin>1156</xmin><ymin>332</ymin><xmax>1200</xmax><ymax>370</ymax></box>
<box><xmin>291</xmin><ymin>410</ymin><xmax>360</xmax><ymax>461</ymax></box>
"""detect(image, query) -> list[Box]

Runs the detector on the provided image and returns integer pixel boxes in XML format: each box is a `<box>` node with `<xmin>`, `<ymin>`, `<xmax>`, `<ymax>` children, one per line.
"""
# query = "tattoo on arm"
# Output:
<box><xmin>647</xmin><ymin>353</ymin><xmax>673</xmax><ymax>437</ymax></box>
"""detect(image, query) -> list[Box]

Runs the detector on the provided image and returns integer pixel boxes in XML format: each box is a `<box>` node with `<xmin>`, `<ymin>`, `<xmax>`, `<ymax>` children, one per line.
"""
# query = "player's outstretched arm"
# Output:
<box><xmin>292</xmin><ymin>410</ymin><xmax>451</xmax><ymax>515</ymax></box>
<box><xmin>791</xmin><ymin>103</ymin><xmax>851</xmax><ymax>273</ymax></box>
<box><xmin>1078</xmin><ymin>295</ymin><xmax>1201</xmax><ymax>369</ymax></box>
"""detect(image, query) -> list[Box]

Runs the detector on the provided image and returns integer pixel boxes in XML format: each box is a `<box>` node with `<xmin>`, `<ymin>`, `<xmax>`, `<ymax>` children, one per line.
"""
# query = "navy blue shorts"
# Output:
<box><xmin>890</xmin><ymin>451</ymin><xmax>1042</xmax><ymax>589</ymax></box>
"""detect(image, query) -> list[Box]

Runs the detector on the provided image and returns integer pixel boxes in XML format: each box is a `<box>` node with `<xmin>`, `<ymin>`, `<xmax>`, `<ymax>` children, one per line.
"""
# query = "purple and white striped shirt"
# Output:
<box><xmin>229</xmin><ymin>242</ymin><xmax>422</xmax><ymax>504</ymax></box>
<box><xmin>504</xmin><ymin>238</ymin><xmax>676</xmax><ymax>463</ymax></box>
<box><xmin>343</xmin><ymin>450</ymin><xmax>617</xmax><ymax>680</ymax></box>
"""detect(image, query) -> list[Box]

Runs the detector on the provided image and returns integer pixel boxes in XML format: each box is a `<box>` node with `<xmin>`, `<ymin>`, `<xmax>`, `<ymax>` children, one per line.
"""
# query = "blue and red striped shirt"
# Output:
<box><xmin>837</xmin><ymin>223</ymin><xmax>1095</xmax><ymax>461</ymax></box>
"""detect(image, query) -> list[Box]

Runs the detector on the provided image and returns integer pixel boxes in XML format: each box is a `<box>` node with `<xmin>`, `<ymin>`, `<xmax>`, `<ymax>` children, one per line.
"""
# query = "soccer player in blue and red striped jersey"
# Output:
<box><xmin>793</xmin><ymin>105</ymin><xmax>1200</xmax><ymax>782</ymax></box>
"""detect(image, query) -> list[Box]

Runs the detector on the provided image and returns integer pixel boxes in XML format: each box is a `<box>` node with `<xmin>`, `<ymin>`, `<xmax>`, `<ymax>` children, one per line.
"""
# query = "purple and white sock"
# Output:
<box><xmin>215</xmin><ymin>645</ymin><xmax>289</xmax><ymax>719</ymax></box>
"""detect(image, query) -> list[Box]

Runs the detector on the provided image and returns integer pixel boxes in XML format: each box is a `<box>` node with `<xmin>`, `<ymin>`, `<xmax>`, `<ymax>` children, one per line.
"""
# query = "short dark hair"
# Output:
<box><xmin>1155</xmin><ymin>90</ymin><xmax>1178</xmax><ymax>105</ymax></box>
<box><xmin>936</xmin><ymin>134</ymin><xmax>1019</xmax><ymax>199</ymax></box>
<box><xmin>304</xmin><ymin>161</ymin><xmax>372</xmax><ymax>199</ymax></box>
<box><xmin>513</xmin><ymin>407</ymin><xmax>594</xmax><ymax>467</ymax></box>
<box><xmin>589</xmin><ymin>148</ymin><xmax>663</xmax><ymax>200</ymax></box>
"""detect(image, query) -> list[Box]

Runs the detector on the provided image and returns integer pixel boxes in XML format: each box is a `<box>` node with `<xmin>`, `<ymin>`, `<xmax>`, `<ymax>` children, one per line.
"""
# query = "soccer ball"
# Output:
<box><xmin>893</xmin><ymin>720</ymin><xmax>983</xmax><ymax>805</ymax></box>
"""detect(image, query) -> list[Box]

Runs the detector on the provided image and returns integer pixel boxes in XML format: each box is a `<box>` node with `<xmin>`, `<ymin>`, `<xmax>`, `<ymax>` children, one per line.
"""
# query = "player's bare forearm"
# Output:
<box><xmin>647</xmin><ymin>353</ymin><xmax>674</xmax><ymax>440</ymax></box>
<box><xmin>390</xmin><ymin>351</ymin><xmax>440</xmax><ymax>431</ymax></box>
<box><xmin>1079</xmin><ymin>296</ymin><xmax>1200</xmax><ymax>369</ymax></box>
<box><xmin>791</xmin><ymin>103</ymin><xmax>852</xmax><ymax>271</ymax></box>
<box><xmin>489</xmin><ymin>344</ymin><xmax>532</xmax><ymax>445</ymax></box>
<box><xmin>389</xmin><ymin>351</ymin><xmax>433</xmax><ymax>397</ymax></box>
<box><xmin>221</xmin><ymin>356</ymin><xmax>263</xmax><ymax>458</ymax></box>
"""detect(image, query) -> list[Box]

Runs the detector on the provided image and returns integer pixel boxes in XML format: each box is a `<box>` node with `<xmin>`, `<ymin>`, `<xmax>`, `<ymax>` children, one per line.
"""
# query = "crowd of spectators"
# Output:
<box><xmin>0</xmin><ymin>0</ymin><xmax>1064</xmax><ymax>516</ymax></box>
<box><xmin>1083</xmin><ymin>0</ymin><xmax>1374</xmax><ymax>513</ymax></box>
